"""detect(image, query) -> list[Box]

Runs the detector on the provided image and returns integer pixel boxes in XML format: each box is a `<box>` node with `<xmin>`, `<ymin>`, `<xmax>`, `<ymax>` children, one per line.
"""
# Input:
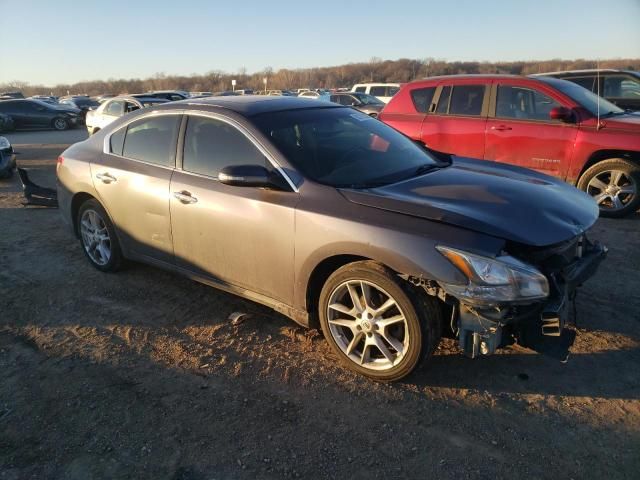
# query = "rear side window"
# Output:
<box><xmin>104</xmin><ymin>100</ymin><xmax>124</xmax><ymax>116</ymax></box>
<box><xmin>567</xmin><ymin>76</ymin><xmax>595</xmax><ymax>92</ymax></box>
<box><xmin>369</xmin><ymin>86</ymin><xmax>387</xmax><ymax>97</ymax></box>
<box><xmin>109</xmin><ymin>127</ymin><xmax>126</xmax><ymax>156</ymax></box>
<box><xmin>436</xmin><ymin>86</ymin><xmax>451</xmax><ymax>113</ymax></box>
<box><xmin>448</xmin><ymin>85</ymin><xmax>485</xmax><ymax>116</ymax></box>
<box><xmin>603</xmin><ymin>75</ymin><xmax>640</xmax><ymax>99</ymax></box>
<box><xmin>354</xmin><ymin>86</ymin><xmax>366</xmax><ymax>93</ymax></box>
<box><xmin>410</xmin><ymin>87</ymin><xmax>436</xmax><ymax>113</ymax></box>
<box><xmin>122</xmin><ymin>115</ymin><xmax>181</xmax><ymax>167</ymax></box>
<box><xmin>182</xmin><ymin>115</ymin><xmax>265</xmax><ymax>177</ymax></box>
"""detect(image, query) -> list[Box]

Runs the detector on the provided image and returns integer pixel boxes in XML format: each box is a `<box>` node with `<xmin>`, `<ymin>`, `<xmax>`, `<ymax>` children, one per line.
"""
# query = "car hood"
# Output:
<box><xmin>601</xmin><ymin>112</ymin><xmax>640</xmax><ymax>131</ymax></box>
<box><xmin>340</xmin><ymin>157</ymin><xmax>599</xmax><ymax>247</ymax></box>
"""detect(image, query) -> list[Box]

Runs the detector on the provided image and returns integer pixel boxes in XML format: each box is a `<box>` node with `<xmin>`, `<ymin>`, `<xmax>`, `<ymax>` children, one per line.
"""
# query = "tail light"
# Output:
<box><xmin>56</xmin><ymin>155</ymin><xmax>64</xmax><ymax>173</ymax></box>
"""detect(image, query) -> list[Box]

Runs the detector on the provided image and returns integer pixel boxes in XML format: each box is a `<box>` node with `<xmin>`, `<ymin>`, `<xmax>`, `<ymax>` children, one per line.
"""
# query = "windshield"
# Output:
<box><xmin>73</xmin><ymin>98</ymin><xmax>99</xmax><ymax>107</ymax></box>
<box><xmin>253</xmin><ymin>107</ymin><xmax>439</xmax><ymax>188</ymax></box>
<box><xmin>352</xmin><ymin>93</ymin><xmax>384</xmax><ymax>105</ymax></box>
<box><xmin>542</xmin><ymin>78</ymin><xmax>624</xmax><ymax>116</ymax></box>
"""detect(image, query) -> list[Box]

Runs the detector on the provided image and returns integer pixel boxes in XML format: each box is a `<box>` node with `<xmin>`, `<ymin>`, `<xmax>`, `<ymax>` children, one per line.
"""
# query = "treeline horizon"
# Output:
<box><xmin>3</xmin><ymin>57</ymin><xmax>639</xmax><ymax>97</ymax></box>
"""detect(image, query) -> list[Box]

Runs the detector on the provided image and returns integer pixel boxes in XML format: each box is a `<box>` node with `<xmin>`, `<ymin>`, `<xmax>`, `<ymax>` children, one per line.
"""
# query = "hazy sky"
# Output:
<box><xmin>1</xmin><ymin>0</ymin><xmax>639</xmax><ymax>85</ymax></box>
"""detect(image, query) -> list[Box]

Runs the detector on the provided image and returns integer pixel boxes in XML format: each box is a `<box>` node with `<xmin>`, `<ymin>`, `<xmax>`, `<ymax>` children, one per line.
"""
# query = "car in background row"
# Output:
<box><xmin>144</xmin><ymin>90</ymin><xmax>190</xmax><ymax>101</ymax></box>
<box><xmin>330</xmin><ymin>92</ymin><xmax>385</xmax><ymax>117</ymax></box>
<box><xmin>351</xmin><ymin>83</ymin><xmax>400</xmax><ymax>104</ymax></box>
<box><xmin>0</xmin><ymin>91</ymin><xmax>24</xmax><ymax>100</ymax></box>
<box><xmin>533</xmin><ymin>69</ymin><xmax>640</xmax><ymax>111</ymax></box>
<box><xmin>57</xmin><ymin>96</ymin><xmax>605</xmax><ymax>381</ymax></box>
<box><xmin>96</xmin><ymin>94</ymin><xmax>116</xmax><ymax>103</ymax></box>
<box><xmin>29</xmin><ymin>95</ymin><xmax>58</xmax><ymax>104</ymax></box>
<box><xmin>380</xmin><ymin>74</ymin><xmax>640</xmax><ymax>217</ymax></box>
<box><xmin>189</xmin><ymin>91</ymin><xmax>213</xmax><ymax>98</ymax></box>
<box><xmin>298</xmin><ymin>90</ymin><xmax>330</xmax><ymax>101</ymax></box>
<box><xmin>0</xmin><ymin>99</ymin><xmax>80</xmax><ymax>130</ymax></box>
<box><xmin>59</xmin><ymin>95</ymin><xmax>101</xmax><ymax>122</ymax></box>
<box><xmin>0</xmin><ymin>136</ymin><xmax>16</xmax><ymax>178</ymax></box>
<box><xmin>85</xmin><ymin>96</ymin><xmax>169</xmax><ymax>135</ymax></box>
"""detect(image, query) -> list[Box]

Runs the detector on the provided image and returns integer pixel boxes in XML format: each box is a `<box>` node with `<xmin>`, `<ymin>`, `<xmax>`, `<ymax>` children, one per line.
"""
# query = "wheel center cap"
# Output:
<box><xmin>361</xmin><ymin>319</ymin><xmax>372</xmax><ymax>331</ymax></box>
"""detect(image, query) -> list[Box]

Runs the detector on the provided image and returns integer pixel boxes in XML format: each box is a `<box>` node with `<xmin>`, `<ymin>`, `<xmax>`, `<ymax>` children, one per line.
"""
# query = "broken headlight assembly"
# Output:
<box><xmin>436</xmin><ymin>246</ymin><xmax>549</xmax><ymax>306</ymax></box>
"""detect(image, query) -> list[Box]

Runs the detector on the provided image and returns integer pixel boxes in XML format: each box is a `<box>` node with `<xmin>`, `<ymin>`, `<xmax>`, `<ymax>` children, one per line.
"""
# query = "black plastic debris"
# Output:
<box><xmin>18</xmin><ymin>168</ymin><xmax>58</xmax><ymax>208</ymax></box>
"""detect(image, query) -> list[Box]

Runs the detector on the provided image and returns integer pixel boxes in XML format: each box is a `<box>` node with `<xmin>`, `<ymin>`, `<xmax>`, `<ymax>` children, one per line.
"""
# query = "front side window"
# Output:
<box><xmin>182</xmin><ymin>115</ymin><xmax>265</xmax><ymax>177</ymax></box>
<box><xmin>369</xmin><ymin>86</ymin><xmax>387</xmax><ymax>97</ymax></box>
<box><xmin>253</xmin><ymin>107</ymin><xmax>439</xmax><ymax>188</ymax></box>
<box><xmin>567</xmin><ymin>76</ymin><xmax>595</xmax><ymax>92</ymax></box>
<box><xmin>104</xmin><ymin>100</ymin><xmax>124</xmax><ymax>117</ymax></box>
<box><xmin>496</xmin><ymin>85</ymin><xmax>560</xmax><ymax>121</ymax></box>
<box><xmin>125</xmin><ymin>101</ymin><xmax>140</xmax><ymax>113</ymax></box>
<box><xmin>448</xmin><ymin>85</ymin><xmax>485</xmax><ymax>116</ymax></box>
<box><xmin>410</xmin><ymin>87</ymin><xmax>436</xmax><ymax>113</ymax></box>
<box><xmin>354</xmin><ymin>86</ymin><xmax>366</xmax><ymax>93</ymax></box>
<box><xmin>121</xmin><ymin>115</ymin><xmax>181</xmax><ymax>167</ymax></box>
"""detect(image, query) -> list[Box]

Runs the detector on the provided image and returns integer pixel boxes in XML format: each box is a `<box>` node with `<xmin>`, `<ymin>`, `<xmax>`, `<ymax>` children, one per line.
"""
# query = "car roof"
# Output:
<box><xmin>164</xmin><ymin>95</ymin><xmax>342</xmax><ymax>116</ymax></box>
<box><xmin>110</xmin><ymin>95</ymin><xmax>170</xmax><ymax>103</ymax></box>
<box><xmin>531</xmin><ymin>69</ymin><xmax>631</xmax><ymax>76</ymax></box>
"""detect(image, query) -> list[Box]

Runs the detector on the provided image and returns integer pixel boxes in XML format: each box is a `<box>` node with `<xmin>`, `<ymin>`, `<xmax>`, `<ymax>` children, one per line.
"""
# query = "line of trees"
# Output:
<box><xmin>3</xmin><ymin>57</ymin><xmax>639</xmax><ymax>97</ymax></box>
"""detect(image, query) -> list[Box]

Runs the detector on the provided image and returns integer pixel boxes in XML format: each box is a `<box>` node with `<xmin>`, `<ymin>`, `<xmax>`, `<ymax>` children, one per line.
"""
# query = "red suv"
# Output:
<box><xmin>380</xmin><ymin>75</ymin><xmax>640</xmax><ymax>217</ymax></box>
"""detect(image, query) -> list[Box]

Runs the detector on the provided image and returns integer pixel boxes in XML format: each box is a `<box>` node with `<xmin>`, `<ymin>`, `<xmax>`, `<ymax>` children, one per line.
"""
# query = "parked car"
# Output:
<box><xmin>95</xmin><ymin>94</ymin><xmax>116</xmax><ymax>102</ymax></box>
<box><xmin>143</xmin><ymin>90</ymin><xmax>190</xmax><ymax>101</ymax></box>
<box><xmin>29</xmin><ymin>95</ymin><xmax>58</xmax><ymax>104</ymax></box>
<box><xmin>298</xmin><ymin>90</ymin><xmax>330</xmax><ymax>101</ymax></box>
<box><xmin>330</xmin><ymin>92</ymin><xmax>385</xmax><ymax>117</ymax></box>
<box><xmin>59</xmin><ymin>96</ymin><xmax>101</xmax><ymax>122</ymax></box>
<box><xmin>0</xmin><ymin>113</ymin><xmax>14</xmax><ymax>132</ymax></box>
<box><xmin>351</xmin><ymin>83</ymin><xmax>400</xmax><ymax>104</ymax></box>
<box><xmin>0</xmin><ymin>99</ymin><xmax>79</xmax><ymax>130</ymax></box>
<box><xmin>0</xmin><ymin>91</ymin><xmax>24</xmax><ymax>100</ymax></box>
<box><xmin>0</xmin><ymin>136</ymin><xmax>16</xmax><ymax>178</ymax></box>
<box><xmin>57</xmin><ymin>96</ymin><xmax>605</xmax><ymax>381</ymax></box>
<box><xmin>380</xmin><ymin>75</ymin><xmax>640</xmax><ymax>217</ymax></box>
<box><xmin>85</xmin><ymin>96</ymin><xmax>169</xmax><ymax>135</ymax></box>
<box><xmin>212</xmin><ymin>91</ymin><xmax>240</xmax><ymax>96</ymax></box>
<box><xmin>189</xmin><ymin>91</ymin><xmax>213</xmax><ymax>98</ymax></box>
<box><xmin>533</xmin><ymin>69</ymin><xmax>640</xmax><ymax>111</ymax></box>
<box><xmin>267</xmin><ymin>90</ymin><xmax>296</xmax><ymax>96</ymax></box>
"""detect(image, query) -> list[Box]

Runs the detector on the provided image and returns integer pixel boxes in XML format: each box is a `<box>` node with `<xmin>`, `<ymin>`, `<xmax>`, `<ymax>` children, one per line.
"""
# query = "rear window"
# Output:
<box><xmin>448</xmin><ymin>85</ymin><xmax>485</xmax><ymax>116</ymax></box>
<box><xmin>410</xmin><ymin>87</ymin><xmax>436</xmax><ymax>113</ymax></box>
<box><xmin>122</xmin><ymin>115</ymin><xmax>181</xmax><ymax>167</ymax></box>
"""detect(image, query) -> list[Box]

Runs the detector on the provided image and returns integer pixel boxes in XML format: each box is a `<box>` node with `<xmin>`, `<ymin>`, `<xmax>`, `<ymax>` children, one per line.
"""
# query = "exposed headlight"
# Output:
<box><xmin>0</xmin><ymin>136</ymin><xmax>10</xmax><ymax>149</ymax></box>
<box><xmin>436</xmin><ymin>246</ymin><xmax>549</xmax><ymax>305</ymax></box>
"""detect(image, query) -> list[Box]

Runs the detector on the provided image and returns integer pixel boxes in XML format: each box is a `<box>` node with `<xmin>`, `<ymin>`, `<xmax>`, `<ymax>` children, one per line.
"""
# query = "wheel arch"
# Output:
<box><xmin>577</xmin><ymin>149</ymin><xmax>640</xmax><ymax>184</ymax></box>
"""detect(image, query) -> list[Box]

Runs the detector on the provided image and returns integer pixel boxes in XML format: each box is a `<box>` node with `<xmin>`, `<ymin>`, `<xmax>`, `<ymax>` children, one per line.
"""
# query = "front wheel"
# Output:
<box><xmin>318</xmin><ymin>261</ymin><xmax>441</xmax><ymax>382</ymax></box>
<box><xmin>577</xmin><ymin>158</ymin><xmax>640</xmax><ymax>218</ymax></box>
<box><xmin>52</xmin><ymin>117</ymin><xmax>69</xmax><ymax>131</ymax></box>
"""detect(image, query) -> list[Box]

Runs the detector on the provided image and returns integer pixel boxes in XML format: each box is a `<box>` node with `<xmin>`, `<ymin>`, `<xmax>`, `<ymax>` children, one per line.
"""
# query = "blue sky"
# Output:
<box><xmin>1</xmin><ymin>0</ymin><xmax>639</xmax><ymax>85</ymax></box>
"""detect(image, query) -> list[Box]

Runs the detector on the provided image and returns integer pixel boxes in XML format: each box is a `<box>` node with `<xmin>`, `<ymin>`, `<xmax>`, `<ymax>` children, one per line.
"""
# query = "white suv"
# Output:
<box><xmin>351</xmin><ymin>83</ymin><xmax>400</xmax><ymax>104</ymax></box>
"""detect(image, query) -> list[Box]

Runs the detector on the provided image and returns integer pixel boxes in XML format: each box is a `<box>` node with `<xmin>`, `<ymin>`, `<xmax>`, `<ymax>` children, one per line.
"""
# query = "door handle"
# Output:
<box><xmin>490</xmin><ymin>125</ymin><xmax>512</xmax><ymax>131</ymax></box>
<box><xmin>173</xmin><ymin>191</ymin><xmax>198</xmax><ymax>204</ymax></box>
<box><xmin>96</xmin><ymin>172</ymin><xmax>117</xmax><ymax>183</ymax></box>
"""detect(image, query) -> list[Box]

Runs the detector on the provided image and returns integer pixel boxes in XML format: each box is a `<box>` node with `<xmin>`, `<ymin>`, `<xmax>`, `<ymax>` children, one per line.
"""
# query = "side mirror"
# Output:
<box><xmin>218</xmin><ymin>164</ymin><xmax>286</xmax><ymax>189</ymax></box>
<box><xmin>549</xmin><ymin>106</ymin><xmax>573</xmax><ymax>122</ymax></box>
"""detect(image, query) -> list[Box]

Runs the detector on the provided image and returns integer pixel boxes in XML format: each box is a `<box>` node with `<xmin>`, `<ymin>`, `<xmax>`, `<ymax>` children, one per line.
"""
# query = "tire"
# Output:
<box><xmin>577</xmin><ymin>158</ymin><xmax>640</xmax><ymax>218</ymax></box>
<box><xmin>53</xmin><ymin>117</ymin><xmax>69</xmax><ymax>131</ymax></box>
<box><xmin>318</xmin><ymin>260</ymin><xmax>442</xmax><ymax>382</ymax></box>
<box><xmin>77</xmin><ymin>199</ymin><xmax>123</xmax><ymax>272</ymax></box>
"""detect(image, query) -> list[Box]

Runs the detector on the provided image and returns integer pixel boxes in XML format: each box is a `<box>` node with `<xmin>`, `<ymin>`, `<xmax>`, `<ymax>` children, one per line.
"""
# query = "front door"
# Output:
<box><xmin>90</xmin><ymin>113</ymin><xmax>181</xmax><ymax>264</ymax></box>
<box><xmin>485</xmin><ymin>83</ymin><xmax>578</xmax><ymax>178</ymax></box>
<box><xmin>170</xmin><ymin>114</ymin><xmax>298</xmax><ymax>304</ymax></box>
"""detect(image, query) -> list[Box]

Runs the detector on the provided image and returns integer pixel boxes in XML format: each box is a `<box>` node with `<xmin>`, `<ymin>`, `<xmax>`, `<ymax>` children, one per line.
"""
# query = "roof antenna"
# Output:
<box><xmin>596</xmin><ymin>60</ymin><xmax>602</xmax><ymax>130</ymax></box>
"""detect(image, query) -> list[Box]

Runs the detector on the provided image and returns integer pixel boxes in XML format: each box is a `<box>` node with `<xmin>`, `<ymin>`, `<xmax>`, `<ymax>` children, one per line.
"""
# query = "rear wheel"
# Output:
<box><xmin>577</xmin><ymin>158</ymin><xmax>640</xmax><ymax>218</ymax></box>
<box><xmin>77</xmin><ymin>199</ymin><xmax>123</xmax><ymax>272</ymax></box>
<box><xmin>52</xmin><ymin>117</ymin><xmax>69</xmax><ymax>131</ymax></box>
<box><xmin>318</xmin><ymin>261</ymin><xmax>441</xmax><ymax>382</ymax></box>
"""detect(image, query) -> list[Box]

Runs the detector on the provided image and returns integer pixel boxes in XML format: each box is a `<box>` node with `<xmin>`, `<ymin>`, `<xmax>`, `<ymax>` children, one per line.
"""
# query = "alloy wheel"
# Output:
<box><xmin>326</xmin><ymin>280</ymin><xmax>409</xmax><ymax>371</ymax></box>
<box><xmin>80</xmin><ymin>209</ymin><xmax>111</xmax><ymax>266</ymax></box>
<box><xmin>587</xmin><ymin>169</ymin><xmax>637</xmax><ymax>212</ymax></box>
<box><xmin>54</xmin><ymin>118</ymin><xmax>67</xmax><ymax>130</ymax></box>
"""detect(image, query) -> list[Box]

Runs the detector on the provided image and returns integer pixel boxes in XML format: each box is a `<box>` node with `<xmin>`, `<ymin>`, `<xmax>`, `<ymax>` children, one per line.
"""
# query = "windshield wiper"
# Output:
<box><xmin>413</xmin><ymin>164</ymin><xmax>441</xmax><ymax>176</ymax></box>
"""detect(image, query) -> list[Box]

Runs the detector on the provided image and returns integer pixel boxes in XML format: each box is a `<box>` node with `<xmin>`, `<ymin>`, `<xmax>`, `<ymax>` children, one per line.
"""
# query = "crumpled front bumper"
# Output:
<box><xmin>456</xmin><ymin>239</ymin><xmax>607</xmax><ymax>360</ymax></box>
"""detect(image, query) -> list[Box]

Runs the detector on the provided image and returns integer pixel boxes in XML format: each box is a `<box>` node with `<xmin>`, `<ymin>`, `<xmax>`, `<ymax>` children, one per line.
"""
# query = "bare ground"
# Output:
<box><xmin>1</xmin><ymin>146</ymin><xmax>639</xmax><ymax>479</ymax></box>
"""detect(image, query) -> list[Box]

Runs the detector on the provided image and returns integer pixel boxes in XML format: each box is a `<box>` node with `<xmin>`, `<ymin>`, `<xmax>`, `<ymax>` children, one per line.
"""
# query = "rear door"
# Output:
<box><xmin>484</xmin><ymin>81</ymin><xmax>578</xmax><ymax>178</ymax></box>
<box><xmin>420</xmin><ymin>82</ymin><xmax>489</xmax><ymax>158</ymax></box>
<box><xmin>91</xmin><ymin>113</ymin><xmax>181</xmax><ymax>264</ymax></box>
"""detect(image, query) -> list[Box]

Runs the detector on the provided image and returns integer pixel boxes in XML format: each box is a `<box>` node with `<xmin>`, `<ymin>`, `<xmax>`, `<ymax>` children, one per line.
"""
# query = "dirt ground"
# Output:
<box><xmin>1</xmin><ymin>145</ymin><xmax>639</xmax><ymax>480</ymax></box>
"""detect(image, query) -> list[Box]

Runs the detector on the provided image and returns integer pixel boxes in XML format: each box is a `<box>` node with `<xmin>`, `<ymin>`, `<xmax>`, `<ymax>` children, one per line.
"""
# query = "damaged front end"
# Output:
<box><xmin>411</xmin><ymin>235</ymin><xmax>607</xmax><ymax>361</ymax></box>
